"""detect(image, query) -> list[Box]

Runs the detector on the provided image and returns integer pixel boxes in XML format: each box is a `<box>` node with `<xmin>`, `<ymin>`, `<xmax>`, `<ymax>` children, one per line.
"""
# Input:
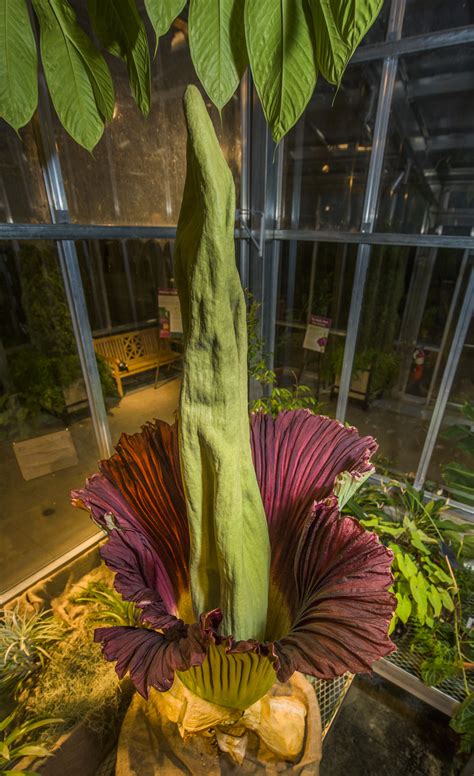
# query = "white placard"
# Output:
<box><xmin>303</xmin><ymin>315</ymin><xmax>331</xmax><ymax>353</ymax></box>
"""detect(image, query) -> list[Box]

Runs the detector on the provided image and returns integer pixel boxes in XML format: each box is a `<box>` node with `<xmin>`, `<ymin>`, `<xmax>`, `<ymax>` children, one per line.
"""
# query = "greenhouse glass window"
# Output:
<box><xmin>376</xmin><ymin>45</ymin><xmax>474</xmax><ymax>234</ymax></box>
<box><xmin>0</xmin><ymin>241</ymin><xmax>101</xmax><ymax>595</ymax></box>
<box><xmin>280</xmin><ymin>62</ymin><xmax>382</xmax><ymax>233</ymax></box>
<box><xmin>52</xmin><ymin>21</ymin><xmax>240</xmax><ymax>226</ymax></box>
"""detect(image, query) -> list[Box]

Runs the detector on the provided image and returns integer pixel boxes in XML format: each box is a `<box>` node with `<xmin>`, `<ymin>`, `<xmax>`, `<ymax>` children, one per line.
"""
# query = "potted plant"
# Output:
<box><xmin>72</xmin><ymin>87</ymin><xmax>396</xmax><ymax>773</ymax></box>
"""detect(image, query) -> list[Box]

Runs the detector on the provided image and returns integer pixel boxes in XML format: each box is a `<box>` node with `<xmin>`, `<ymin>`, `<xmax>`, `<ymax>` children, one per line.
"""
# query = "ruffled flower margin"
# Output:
<box><xmin>72</xmin><ymin>411</ymin><xmax>396</xmax><ymax>700</ymax></box>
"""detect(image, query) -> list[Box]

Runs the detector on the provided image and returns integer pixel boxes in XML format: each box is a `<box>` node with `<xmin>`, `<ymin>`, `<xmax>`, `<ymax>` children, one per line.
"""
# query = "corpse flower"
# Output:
<box><xmin>72</xmin><ymin>86</ymin><xmax>395</xmax><ymax>712</ymax></box>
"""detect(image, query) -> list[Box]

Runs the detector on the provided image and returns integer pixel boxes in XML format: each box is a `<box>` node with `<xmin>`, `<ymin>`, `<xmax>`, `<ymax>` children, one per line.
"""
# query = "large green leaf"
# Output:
<box><xmin>144</xmin><ymin>0</ymin><xmax>186</xmax><ymax>52</ymax></box>
<box><xmin>189</xmin><ymin>0</ymin><xmax>247</xmax><ymax>111</ymax></box>
<box><xmin>51</xmin><ymin>0</ymin><xmax>114</xmax><ymax>121</ymax></box>
<box><xmin>395</xmin><ymin>591</ymin><xmax>411</xmax><ymax>625</ymax></box>
<box><xmin>0</xmin><ymin>0</ymin><xmax>38</xmax><ymax>130</ymax></box>
<box><xmin>245</xmin><ymin>0</ymin><xmax>318</xmax><ymax>143</ymax></box>
<box><xmin>309</xmin><ymin>0</ymin><xmax>383</xmax><ymax>85</ymax></box>
<box><xmin>87</xmin><ymin>0</ymin><xmax>151</xmax><ymax>116</ymax></box>
<box><xmin>32</xmin><ymin>0</ymin><xmax>109</xmax><ymax>150</ymax></box>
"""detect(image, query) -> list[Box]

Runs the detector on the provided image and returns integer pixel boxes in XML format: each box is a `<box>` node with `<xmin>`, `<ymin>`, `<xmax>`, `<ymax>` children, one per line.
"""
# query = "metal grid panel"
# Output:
<box><xmin>387</xmin><ymin>625</ymin><xmax>472</xmax><ymax>704</ymax></box>
<box><xmin>308</xmin><ymin>673</ymin><xmax>353</xmax><ymax>736</ymax></box>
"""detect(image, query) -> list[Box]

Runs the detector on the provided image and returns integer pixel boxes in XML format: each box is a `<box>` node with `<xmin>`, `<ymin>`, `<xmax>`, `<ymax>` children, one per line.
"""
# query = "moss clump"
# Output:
<box><xmin>27</xmin><ymin>620</ymin><xmax>123</xmax><ymax>746</ymax></box>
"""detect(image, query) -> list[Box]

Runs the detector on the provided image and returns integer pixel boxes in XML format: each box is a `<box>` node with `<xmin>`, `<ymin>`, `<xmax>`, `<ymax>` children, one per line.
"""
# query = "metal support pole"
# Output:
<box><xmin>414</xmin><ymin>268</ymin><xmax>474</xmax><ymax>490</ymax></box>
<box><xmin>335</xmin><ymin>0</ymin><xmax>406</xmax><ymax>421</ymax></box>
<box><xmin>93</xmin><ymin>240</ymin><xmax>112</xmax><ymax>331</ymax></box>
<box><xmin>262</xmin><ymin>138</ymin><xmax>285</xmax><ymax>369</ymax></box>
<box><xmin>239</xmin><ymin>71</ymin><xmax>251</xmax><ymax>289</ymax></box>
<box><xmin>286</xmin><ymin>119</ymin><xmax>305</xmax><ymax>320</ymax></box>
<box><xmin>426</xmin><ymin>249</ymin><xmax>471</xmax><ymax>404</ymax></box>
<box><xmin>122</xmin><ymin>241</ymin><xmax>138</xmax><ymax>324</ymax></box>
<box><xmin>34</xmin><ymin>77</ymin><xmax>113</xmax><ymax>459</ymax></box>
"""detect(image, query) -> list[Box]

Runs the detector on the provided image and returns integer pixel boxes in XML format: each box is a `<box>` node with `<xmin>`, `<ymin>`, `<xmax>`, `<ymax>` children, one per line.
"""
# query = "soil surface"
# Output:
<box><xmin>322</xmin><ymin>673</ymin><xmax>467</xmax><ymax>776</ymax></box>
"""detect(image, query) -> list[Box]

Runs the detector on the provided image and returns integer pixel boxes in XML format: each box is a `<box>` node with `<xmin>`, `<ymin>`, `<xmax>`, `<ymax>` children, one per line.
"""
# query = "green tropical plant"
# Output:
<box><xmin>344</xmin><ymin>480</ymin><xmax>473</xmax><ymax>632</ymax></box>
<box><xmin>247</xmin><ymin>294</ymin><xmax>321</xmax><ymax>417</ymax></box>
<box><xmin>0</xmin><ymin>243</ymin><xmax>116</xmax><ymax>436</ymax></box>
<box><xmin>323</xmin><ymin>341</ymin><xmax>400</xmax><ymax>402</ymax></box>
<box><xmin>450</xmin><ymin>693</ymin><xmax>474</xmax><ymax>754</ymax></box>
<box><xmin>0</xmin><ymin>606</ymin><xmax>64</xmax><ymax>697</ymax></box>
<box><xmin>0</xmin><ymin>709</ymin><xmax>61</xmax><ymax>775</ymax></box>
<box><xmin>0</xmin><ymin>0</ymin><xmax>383</xmax><ymax>149</ymax></box>
<box><xmin>346</xmin><ymin>477</ymin><xmax>474</xmax><ymax>754</ymax></box>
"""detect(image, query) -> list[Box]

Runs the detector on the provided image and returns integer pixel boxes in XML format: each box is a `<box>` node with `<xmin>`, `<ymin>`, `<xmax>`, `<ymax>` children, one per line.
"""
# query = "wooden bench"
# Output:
<box><xmin>93</xmin><ymin>327</ymin><xmax>180</xmax><ymax>397</ymax></box>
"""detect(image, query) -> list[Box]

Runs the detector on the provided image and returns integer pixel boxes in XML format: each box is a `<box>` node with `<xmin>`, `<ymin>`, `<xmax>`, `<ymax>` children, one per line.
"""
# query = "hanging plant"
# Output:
<box><xmin>0</xmin><ymin>0</ymin><xmax>383</xmax><ymax>150</ymax></box>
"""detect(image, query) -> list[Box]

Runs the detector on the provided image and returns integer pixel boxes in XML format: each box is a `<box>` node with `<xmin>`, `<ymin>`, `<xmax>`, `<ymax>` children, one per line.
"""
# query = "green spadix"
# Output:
<box><xmin>174</xmin><ymin>85</ymin><xmax>270</xmax><ymax>642</ymax></box>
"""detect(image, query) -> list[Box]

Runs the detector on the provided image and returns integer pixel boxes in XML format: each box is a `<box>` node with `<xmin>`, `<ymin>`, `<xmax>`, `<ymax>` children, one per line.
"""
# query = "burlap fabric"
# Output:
<box><xmin>115</xmin><ymin>673</ymin><xmax>321</xmax><ymax>775</ymax></box>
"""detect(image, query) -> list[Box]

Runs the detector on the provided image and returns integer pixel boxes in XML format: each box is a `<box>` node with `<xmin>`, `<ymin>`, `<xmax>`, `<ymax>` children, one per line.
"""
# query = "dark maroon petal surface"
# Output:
<box><xmin>94</xmin><ymin>621</ymin><xmax>207</xmax><ymax>697</ymax></box>
<box><xmin>250</xmin><ymin>410</ymin><xmax>377</xmax><ymax>623</ymax></box>
<box><xmin>71</xmin><ymin>472</ymin><xmax>143</xmax><ymax>533</ymax></box>
<box><xmin>272</xmin><ymin>498</ymin><xmax>395</xmax><ymax>680</ymax></box>
<box><xmin>100</xmin><ymin>527</ymin><xmax>179</xmax><ymax>627</ymax></box>
<box><xmin>99</xmin><ymin>420</ymin><xmax>190</xmax><ymax>602</ymax></box>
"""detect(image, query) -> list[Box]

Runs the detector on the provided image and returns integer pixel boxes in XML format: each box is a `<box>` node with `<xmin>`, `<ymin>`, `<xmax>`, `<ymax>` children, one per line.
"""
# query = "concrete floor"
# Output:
<box><xmin>322</xmin><ymin>674</ymin><xmax>465</xmax><ymax>776</ymax></box>
<box><xmin>0</xmin><ymin>374</ymin><xmax>181</xmax><ymax>594</ymax></box>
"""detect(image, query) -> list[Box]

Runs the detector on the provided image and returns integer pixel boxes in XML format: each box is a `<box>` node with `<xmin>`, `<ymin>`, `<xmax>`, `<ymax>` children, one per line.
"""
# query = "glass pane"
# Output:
<box><xmin>54</xmin><ymin>4</ymin><xmax>240</xmax><ymax>225</ymax></box>
<box><xmin>344</xmin><ymin>246</ymin><xmax>470</xmax><ymax>480</ymax></box>
<box><xmin>426</xmin><ymin>314</ymin><xmax>474</xmax><ymax>504</ymax></box>
<box><xmin>376</xmin><ymin>45</ymin><xmax>474</xmax><ymax>234</ymax></box>
<box><xmin>361</xmin><ymin>2</ymin><xmax>390</xmax><ymax>44</ymax></box>
<box><xmin>0</xmin><ymin>241</ymin><xmax>102</xmax><ymax>594</ymax></box>
<box><xmin>77</xmin><ymin>239</ymin><xmax>181</xmax><ymax>441</ymax></box>
<box><xmin>403</xmin><ymin>0</ymin><xmax>474</xmax><ymax>36</ymax></box>
<box><xmin>0</xmin><ymin>122</ymin><xmax>50</xmax><ymax>223</ymax></box>
<box><xmin>281</xmin><ymin>62</ymin><xmax>382</xmax><ymax>231</ymax></box>
<box><xmin>270</xmin><ymin>240</ymin><xmax>357</xmax><ymax>416</ymax></box>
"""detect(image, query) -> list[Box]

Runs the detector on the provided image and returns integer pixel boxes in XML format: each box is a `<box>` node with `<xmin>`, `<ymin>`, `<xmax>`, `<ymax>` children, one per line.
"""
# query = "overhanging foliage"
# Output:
<box><xmin>0</xmin><ymin>0</ymin><xmax>383</xmax><ymax>150</ymax></box>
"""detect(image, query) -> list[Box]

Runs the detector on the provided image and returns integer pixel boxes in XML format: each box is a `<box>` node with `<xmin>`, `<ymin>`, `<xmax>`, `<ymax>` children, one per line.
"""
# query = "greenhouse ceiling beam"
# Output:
<box><xmin>3</xmin><ymin>224</ymin><xmax>474</xmax><ymax>250</ymax></box>
<box><xmin>352</xmin><ymin>25</ymin><xmax>474</xmax><ymax>63</ymax></box>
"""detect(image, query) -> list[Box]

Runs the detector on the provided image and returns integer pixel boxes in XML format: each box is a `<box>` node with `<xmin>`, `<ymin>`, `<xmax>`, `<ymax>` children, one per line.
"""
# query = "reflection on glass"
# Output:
<box><xmin>77</xmin><ymin>239</ymin><xmax>181</xmax><ymax>442</ymax></box>
<box><xmin>0</xmin><ymin>122</ymin><xmax>50</xmax><ymax>224</ymax></box>
<box><xmin>377</xmin><ymin>45</ymin><xmax>474</xmax><ymax>234</ymax></box>
<box><xmin>273</xmin><ymin>241</ymin><xmax>357</xmax><ymax>414</ymax></box>
<box><xmin>403</xmin><ymin>0</ymin><xmax>474</xmax><ymax>36</ymax></box>
<box><xmin>53</xmin><ymin>15</ymin><xmax>240</xmax><ymax>225</ymax></box>
<box><xmin>344</xmin><ymin>249</ymin><xmax>472</xmax><ymax>482</ymax></box>
<box><xmin>0</xmin><ymin>242</ymin><xmax>101</xmax><ymax>593</ymax></box>
<box><xmin>426</xmin><ymin>317</ymin><xmax>474</xmax><ymax>504</ymax></box>
<box><xmin>281</xmin><ymin>62</ymin><xmax>381</xmax><ymax>231</ymax></box>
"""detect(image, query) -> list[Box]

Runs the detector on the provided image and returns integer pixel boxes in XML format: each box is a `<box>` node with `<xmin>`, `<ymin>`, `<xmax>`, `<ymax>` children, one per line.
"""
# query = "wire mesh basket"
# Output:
<box><xmin>386</xmin><ymin>623</ymin><xmax>472</xmax><ymax>704</ymax></box>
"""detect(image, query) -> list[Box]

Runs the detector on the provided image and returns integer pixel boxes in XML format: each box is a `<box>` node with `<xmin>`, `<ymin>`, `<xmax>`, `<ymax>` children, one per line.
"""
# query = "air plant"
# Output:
<box><xmin>72</xmin><ymin>581</ymin><xmax>141</xmax><ymax>627</ymax></box>
<box><xmin>0</xmin><ymin>606</ymin><xmax>64</xmax><ymax>697</ymax></box>
<box><xmin>72</xmin><ymin>86</ymin><xmax>395</xmax><ymax>713</ymax></box>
